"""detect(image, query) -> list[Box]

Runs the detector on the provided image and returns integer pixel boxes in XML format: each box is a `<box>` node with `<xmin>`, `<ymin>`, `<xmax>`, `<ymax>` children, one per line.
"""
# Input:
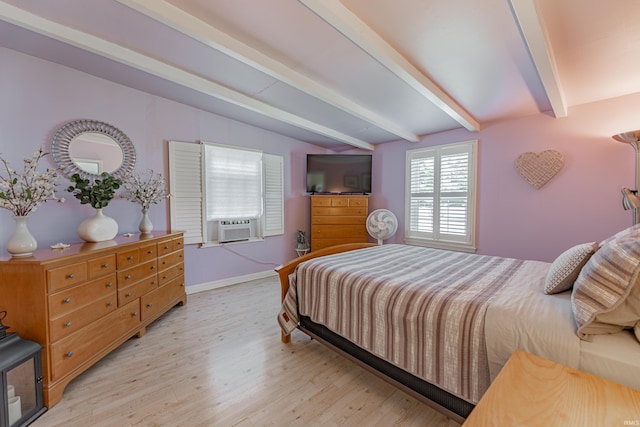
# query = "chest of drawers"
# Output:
<box><xmin>310</xmin><ymin>195</ymin><xmax>369</xmax><ymax>251</ymax></box>
<box><xmin>0</xmin><ymin>231</ymin><xmax>186</xmax><ymax>408</ymax></box>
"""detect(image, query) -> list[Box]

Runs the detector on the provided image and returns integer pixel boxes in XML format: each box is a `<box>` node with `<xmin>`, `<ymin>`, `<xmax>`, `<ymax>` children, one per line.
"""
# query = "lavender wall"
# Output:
<box><xmin>3</xmin><ymin>45</ymin><xmax>640</xmax><ymax>286</ymax></box>
<box><xmin>0</xmin><ymin>47</ymin><xmax>323</xmax><ymax>286</ymax></box>
<box><xmin>369</xmin><ymin>93</ymin><xmax>640</xmax><ymax>262</ymax></box>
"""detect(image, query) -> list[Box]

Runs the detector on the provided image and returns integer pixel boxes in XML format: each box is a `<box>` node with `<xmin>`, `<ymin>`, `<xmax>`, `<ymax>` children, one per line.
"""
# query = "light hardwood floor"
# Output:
<box><xmin>32</xmin><ymin>276</ymin><xmax>462</xmax><ymax>426</ymax></box>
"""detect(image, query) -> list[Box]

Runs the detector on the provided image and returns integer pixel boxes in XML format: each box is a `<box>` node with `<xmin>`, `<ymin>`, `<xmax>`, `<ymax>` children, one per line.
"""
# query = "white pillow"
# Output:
<box><xmin>544</xmin><ymin>242</ymin><xmax>598</xmax><ymax>295</ymax></box>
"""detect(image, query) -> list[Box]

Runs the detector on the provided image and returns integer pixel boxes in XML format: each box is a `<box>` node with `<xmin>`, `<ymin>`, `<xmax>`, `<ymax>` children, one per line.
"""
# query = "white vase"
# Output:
<box><xmin>139</xmin><ymin>208</ymin><xmax>153</xmax><ymax>233</ymax></box>
<box><xmin>78</xmin><ymin>208</ymin><xmax>118</xmax><ymax>242</ymax></box>
<box><xmin>7</xmin><ymin>215</ymin><xmax>37</xmax><ymax>257</ymax></box>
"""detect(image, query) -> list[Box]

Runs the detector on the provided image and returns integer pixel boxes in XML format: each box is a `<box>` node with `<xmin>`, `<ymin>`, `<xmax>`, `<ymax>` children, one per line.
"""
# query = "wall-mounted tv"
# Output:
<box><xmin>306</xmin><ymin>154</ymin><xmax>372</xmax><ymax>194</ymax></box>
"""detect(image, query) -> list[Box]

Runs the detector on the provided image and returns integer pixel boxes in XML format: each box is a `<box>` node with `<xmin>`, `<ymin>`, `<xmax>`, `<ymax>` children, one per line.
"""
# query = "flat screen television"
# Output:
<box><xmin>306</xmin><ymin>154</ymin><xmax>372</xmax><ymax>194</ymax></box>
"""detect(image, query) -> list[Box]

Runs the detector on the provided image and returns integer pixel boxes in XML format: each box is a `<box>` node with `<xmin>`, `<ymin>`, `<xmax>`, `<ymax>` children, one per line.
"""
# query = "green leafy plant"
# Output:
<box><xmin>296</xmin><ymin>230</ymin><xmax>307</xmax><ymax>246</ymax></box>
<box><xmin>67</xmin><ymin>172</ymin><xmax>122</xmax><ymax>209</ymax></box>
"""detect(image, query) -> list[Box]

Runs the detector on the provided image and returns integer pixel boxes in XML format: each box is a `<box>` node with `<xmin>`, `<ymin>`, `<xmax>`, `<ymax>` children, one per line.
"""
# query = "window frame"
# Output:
<box><xmin>404</xmin><ymin>139</ymin><xmax>478</xmax><ymax>252</ymax></box>
<box><xmin>168</xmin><ymin>140</ymin><xmax>284</xmax><ymax>246</ymax></box>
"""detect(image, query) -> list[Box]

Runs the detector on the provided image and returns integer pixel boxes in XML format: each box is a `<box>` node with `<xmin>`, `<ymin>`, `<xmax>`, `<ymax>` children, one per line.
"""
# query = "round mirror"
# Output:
<box><xmin>51</xmin><ymin>120</ymin><xmax>136</xmax><ymax>180</ymax></box>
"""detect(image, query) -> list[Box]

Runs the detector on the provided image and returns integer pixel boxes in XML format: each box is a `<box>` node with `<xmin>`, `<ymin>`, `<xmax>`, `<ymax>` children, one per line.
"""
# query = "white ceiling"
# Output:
<box><xmin>1</xmin><ymin>0</ymin><xmax>639</xmax><ymax>151</ymax></box>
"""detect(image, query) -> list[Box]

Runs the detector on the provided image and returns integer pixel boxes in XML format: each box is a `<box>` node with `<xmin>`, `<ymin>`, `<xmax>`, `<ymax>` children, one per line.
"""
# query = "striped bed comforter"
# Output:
<box><xmin>278</xmin><ymin>244</ymin><xmax>525</xmax><ymax>403</ymax></box>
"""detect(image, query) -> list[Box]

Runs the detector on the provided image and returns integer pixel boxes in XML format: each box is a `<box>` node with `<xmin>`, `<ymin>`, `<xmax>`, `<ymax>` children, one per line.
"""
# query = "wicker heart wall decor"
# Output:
<box><xmin>515</xmin><ymin>150</ymin><xmax>564</xmax><ymax>190</ymax></box>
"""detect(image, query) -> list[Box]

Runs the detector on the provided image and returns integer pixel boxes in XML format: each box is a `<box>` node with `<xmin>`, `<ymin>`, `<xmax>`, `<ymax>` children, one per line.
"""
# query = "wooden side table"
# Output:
<box><xmin>463</xmin><ymin>349</ymin><xmax>640</xmax><ymax>426</ymax></box>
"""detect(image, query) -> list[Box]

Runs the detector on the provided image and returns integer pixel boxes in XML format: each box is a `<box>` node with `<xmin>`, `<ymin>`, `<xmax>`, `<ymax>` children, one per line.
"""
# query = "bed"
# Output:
<box><xmin>276</xmin><ymin>230</ymin><xmax>640</xmax><ymax>422</ymax></box>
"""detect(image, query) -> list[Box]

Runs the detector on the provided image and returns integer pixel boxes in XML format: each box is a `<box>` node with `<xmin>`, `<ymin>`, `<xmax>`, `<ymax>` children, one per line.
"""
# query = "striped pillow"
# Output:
<box><xmin>599</xmin><ymin>223</ymin><xmax>640</xmax><ymax>247</ymax></box>
<box><xmin>571</xmin><ymin>236</ymin><xmax>640</xmax><ymax>341</ymax></box>
<box><xmin>544</xmin><ymin>242</ymin><xmax>598</xmax><ymax>294</ymax></box>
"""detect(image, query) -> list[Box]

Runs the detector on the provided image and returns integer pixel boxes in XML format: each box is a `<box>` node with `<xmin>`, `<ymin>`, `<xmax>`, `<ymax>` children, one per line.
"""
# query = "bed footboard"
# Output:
<box><xmin>275</xmin><ymin>243</ymin><xmax>376</xmax><ymax>343</ymax></box>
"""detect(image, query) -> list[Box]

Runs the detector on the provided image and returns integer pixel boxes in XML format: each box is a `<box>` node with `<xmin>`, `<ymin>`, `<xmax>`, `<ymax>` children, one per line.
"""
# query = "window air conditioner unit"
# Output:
<box><xmin>218</xmin><ymin>219</ymin><xmax>253</xmax><ymax>243</ymax></box>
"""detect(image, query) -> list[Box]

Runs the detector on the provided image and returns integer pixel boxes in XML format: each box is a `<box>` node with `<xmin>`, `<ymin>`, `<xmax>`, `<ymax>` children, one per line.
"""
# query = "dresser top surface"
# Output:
<box><xmin>0</xmin><ymin>231</ymin><xmax>183</xmax><ymax>264</ymax></box>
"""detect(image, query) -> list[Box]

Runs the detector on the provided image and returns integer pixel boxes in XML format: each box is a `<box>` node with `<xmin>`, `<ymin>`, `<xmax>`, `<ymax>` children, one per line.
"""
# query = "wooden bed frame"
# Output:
<box><xmin>275</xmin><ymin>243</ymin><xmax>472</xmax><ymax>423</ymax></box>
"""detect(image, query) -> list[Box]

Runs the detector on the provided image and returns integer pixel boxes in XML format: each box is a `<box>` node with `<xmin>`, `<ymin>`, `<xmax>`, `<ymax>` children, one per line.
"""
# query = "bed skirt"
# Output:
<box><xmin>299</xmin><ymin>315</ymin><xmax>474</xmax><ymax>421</ymax></box>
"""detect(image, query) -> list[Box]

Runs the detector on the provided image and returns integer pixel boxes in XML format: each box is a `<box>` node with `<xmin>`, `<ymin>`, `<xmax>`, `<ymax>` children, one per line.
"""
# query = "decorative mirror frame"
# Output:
<box><xmin>51</xmin><ymin>119</ymin><xmax>136</xmax><ymax>180</ymax></box>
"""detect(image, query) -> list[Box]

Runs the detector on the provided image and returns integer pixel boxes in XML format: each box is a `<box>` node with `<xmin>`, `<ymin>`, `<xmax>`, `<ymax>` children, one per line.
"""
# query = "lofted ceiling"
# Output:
<box><xmin>0</xmin><ymin>0</ymin><xmax>639</xmax><ymax>151</ymax></box>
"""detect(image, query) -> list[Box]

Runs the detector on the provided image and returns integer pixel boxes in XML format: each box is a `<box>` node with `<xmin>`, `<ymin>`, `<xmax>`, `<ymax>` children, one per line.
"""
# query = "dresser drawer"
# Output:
<box><xmin>331</xmin><ymin>198</ymin><xmax>348</xmax><ymax>207</ymax></box>
<box><xmin>48</xmin><ymin>262</ymin><xmax>88</xmax><ymax>292</ymax></box>
<box><xmin>50</xmin><ymin>299</ymin><xmax>140</xmax><ymax>381</ymax></box>
<box><xmin>158</xmin><ymin>263</ymin><xmax>184</xmax><ymax>286</ymax></box>
<box><xmin>87</xmin><ymin>254</ymin><xmax>117</xmax><ymax>279</ymax></box>
<box><xmin>117</xmin><ymin>248</ymin><xmax>140</xmax><ymax>269</ymax></box>
<box><xmin>157</xmin><ymin>238</ymin><xmax>174</xmax><ymax>256</ymax></box>
<box><xmin>139</xmin><ymin>243</ymin><xmax>157</xmax><ymax>262</ymax></box>
<box><xmin>118</xmin><ymin>275</ymin><xmax>158</xmax><ymax>307</ymax></box>
<box><xmin>311</xmin><ymin>197</ymin><xmax>332</xmax><ymax>207</ymax></box>
<box><xmin>348</xmin><ymin>197</ymin><xmax>368</xmax><ymax>207</ymax></box>
<box><xmin>140</xmin><ymin>275</ymin><xmax>185</xmax><ymax>322</ymax></box>
<box><xmin>312</xmin><ymin>216</ymin><xmax>366</xmax><ymax>225</ymax></box>
<box><xmin>48</xmin><ymin>274</ymin><xmax>116</xmax><ymax>318</ymax></box>
<box><xmin>117</xmin><ymin>259</ymin><xmax>157</xmax><ymax>287</ymax></box>
<box><xmin>158</xmin><ymin>250</ymin><xmax>184</xmax><ymax>271</ymax></box>
<box><xmin>312</xmin><ymin>238</ymin><xmax>367</xmax><ymax>251</ymax></box>
<box><xmin>312</xmin><ymin>224</ymin><xmax>367</xmax><ymax>239</ymax></box>
<box><xmin>172</xmin><ymin>237</ymin><xmax>184</xmax><ymax>251</ymax></box>
<box><xmin>49</xmin><ymin>294</ymin><xmax>117</xmax><ymax>342</ymax></box>
<box><xmin>312</xmin><ymin>207</ymin><xmax>367</xmax><ymax>216</ymax></box>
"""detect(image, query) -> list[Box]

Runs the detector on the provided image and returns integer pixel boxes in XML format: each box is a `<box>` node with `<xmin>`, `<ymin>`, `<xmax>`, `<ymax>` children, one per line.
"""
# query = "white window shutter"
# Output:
<box><xmin>405</xmin><ymin>140</ymin><xmax>477</xmax><ymax>251</ymax></box>
<box><xmin>263</xmin><ymin>153</ymin><xmax>284</xmax><ymax>236</ymax></box>
<box><xmin>168</xmin><ymin>140</ymin><xmax>205</xmax><ymax>245</ymax></box>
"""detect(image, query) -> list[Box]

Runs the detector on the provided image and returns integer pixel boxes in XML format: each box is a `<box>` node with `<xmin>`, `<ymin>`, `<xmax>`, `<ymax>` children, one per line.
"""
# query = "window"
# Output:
<box><xmin>168</xmin><ymin>140</ymin><xmax>284</xmax><ymax>245</ymax></box>
<box><xmin>405</xmin><ymin>140</ymin><xmax>477</xmax><ymax>252</ymax></box>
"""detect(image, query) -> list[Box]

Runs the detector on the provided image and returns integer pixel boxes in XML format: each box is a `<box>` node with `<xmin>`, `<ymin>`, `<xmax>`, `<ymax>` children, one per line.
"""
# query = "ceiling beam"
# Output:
<box><xmin>300</xmin><ymin>0</ymin><xmax>480</xmax><ymax>132</ymax></box>
<box><xmin>509</xmin><ymin>0</ymin><xmax>567</xmax><ymax>118</ymax></box>
<box><xmin>117</xmin><ymin>0</ymin><xmax>419</xmax><ymax>143</ymax></box>
<box><xmin>0</xmin><ymin>2</ymin><xmax>375</xmax><ymax>151</ymax></box>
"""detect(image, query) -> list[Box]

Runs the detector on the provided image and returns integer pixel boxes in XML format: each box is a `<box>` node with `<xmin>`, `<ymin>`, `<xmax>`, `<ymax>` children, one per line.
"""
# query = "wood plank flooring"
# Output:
<box><xmin>32</xmin><ymin>276</ymin><xmax>462</xmax><ymax>426</ymax></box>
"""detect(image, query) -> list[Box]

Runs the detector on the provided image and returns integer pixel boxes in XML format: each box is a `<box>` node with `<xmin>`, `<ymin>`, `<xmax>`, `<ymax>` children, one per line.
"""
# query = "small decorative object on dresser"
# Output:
<box><xmin>67</xmin><ymin>172</ymin><xmax>122</xmax><ymax>242</ymax></box>
<box><xmin>0</xmin><ymin>147</ymin><xmax>62</xmax><ymax>256</ymax></box>
<box><xmin>121</xmin><ymin>169</ymin><xmax>168</xmax><ymax>234</ymax></box>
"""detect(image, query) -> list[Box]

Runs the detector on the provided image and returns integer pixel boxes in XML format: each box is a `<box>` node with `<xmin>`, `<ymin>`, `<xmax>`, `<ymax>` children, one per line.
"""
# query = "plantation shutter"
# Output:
<box><xmin>405</xmin><ymin>140</ymin><xmax>477</xmax><ymax>251</ymax></box>
<box><xmin>263</xmin><ymin>153</ymin><xmax>284</xmax><ymax>236</ymax></box>
<box><xmin>168</xmin><ymin>140</ymin><xmax>205</xmax><ymax>244</ymax></box>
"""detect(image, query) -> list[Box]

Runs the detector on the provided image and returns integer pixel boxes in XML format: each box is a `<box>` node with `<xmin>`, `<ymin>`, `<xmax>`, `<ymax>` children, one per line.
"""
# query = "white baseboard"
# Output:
<box><xmin>185</xmin><ymin>269</ymin><xmax>277</xmax><ymax>295</ymax></box>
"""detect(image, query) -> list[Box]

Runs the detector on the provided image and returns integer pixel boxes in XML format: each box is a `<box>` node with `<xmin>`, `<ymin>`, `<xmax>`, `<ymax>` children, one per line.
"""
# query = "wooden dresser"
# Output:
<box><xmin>310</xmin><ymin>195</ymin><xmax>369</xmax><ymax>251</ymax></box>
<box><xmin>0</xmin><ymin>231</ymin><xmax>186</xmax><ymax>408</ymax></box>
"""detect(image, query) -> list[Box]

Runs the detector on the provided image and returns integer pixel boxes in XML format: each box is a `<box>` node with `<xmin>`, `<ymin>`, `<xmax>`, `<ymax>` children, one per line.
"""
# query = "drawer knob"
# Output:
<box><xmin>127</xmin><ymin>256</ymin><xmax>134</xmax><ymax>261</ymax></box>
<box><xmin>151</xmin><ymin>265</ymin><xmax>156</xmax><ymax>270</ymax></box>
<box><xmin>179</xmin><ymin>254</ymin><xmax>183</xmax><ymax>259</ymax></box>
<box><xmin>102</xmin><ymin>263</ymin><xmax>109</xmax><ymax>268</ymax></box>
<box><xmin>132</xmin><ymin>311</ymin><xmax>139</xmax><ymax>317</ymax></box>
<box><xmin>66</xmin><ymin>351</ymin><xmax>74</xmax><ymax>358</ymax></box>
<box><xmin>162</xmin><ymin>261</ymin><xmax>167</xmax><ymax>265</ymax></box>
<box><xmin>106</xmin><ymin>282</ymin><xmax>113</xmax><ymax>287</ymax></box>
<box><xmin>107</xmin><ymin>302</ymin><xmax>113</xmax><ymax>307</ymax></box>
<box><xmin>64</xmin><ymin>321</ymin><xmax>72</xmax><ymax>327</ymax></box>
<box><xmin>63</xmin><ymin>297</ymin><xmax>71</xmax><ymax>304</ymax></box>
<box><xmin>125</xmin><ymin>274</ymin><xmax>132</xmax><ymax>280</ymax></box>
<box><xmin>147</xmin><ymin>250</ymin><xmax>153</xmax><ymax>254</ymax></box>
<box><xmin>162</xmin><ymin>275</ymin><xmax>167</xmax><ymax>280</ymax></box>
<box><xmin>126</xmin><ymin>292</ymin><xmax>132</xmax><ymax>298</ymax></box>
<box><xmin>67</xmin><ymin>273</ymin><xmax>75</xmax><ymax>279</ymax></box>
<box><xmin>151</xmin><ymin>281</ymin><xmax>156</xmax><ymax>285</ymax></box>
<box><xmin>164</xmin><ymin>245</ymin><xmax>169</xmax><ymax>249</ymax></box>
<box><xmin>147</xmin><ymin>303</ymin><xmax>153</xmax><ymax>308</ymax></box>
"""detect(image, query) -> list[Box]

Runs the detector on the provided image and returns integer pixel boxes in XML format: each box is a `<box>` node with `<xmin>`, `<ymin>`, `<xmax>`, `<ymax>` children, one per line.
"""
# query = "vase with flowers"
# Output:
<box><xmin>67</xmin><ymin>172</ymin><xmax>122</xmax><ymax>242</ymax></box>
<box><xmin>121</xmin><ymin>169</ymin><xmax>168</xmax><ymax>233</ymax></box>
<box><xmin>0</xmin><ymin>147</ymin><xmax>62</xmax><ymax>256</ymax></box>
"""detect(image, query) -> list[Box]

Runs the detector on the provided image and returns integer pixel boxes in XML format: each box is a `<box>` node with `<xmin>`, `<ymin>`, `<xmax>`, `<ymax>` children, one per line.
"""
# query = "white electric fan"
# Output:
<box><xmin>366</xmin><ymin>209</ymin><xmax>398</xmax><ymax>245</ymax></box>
